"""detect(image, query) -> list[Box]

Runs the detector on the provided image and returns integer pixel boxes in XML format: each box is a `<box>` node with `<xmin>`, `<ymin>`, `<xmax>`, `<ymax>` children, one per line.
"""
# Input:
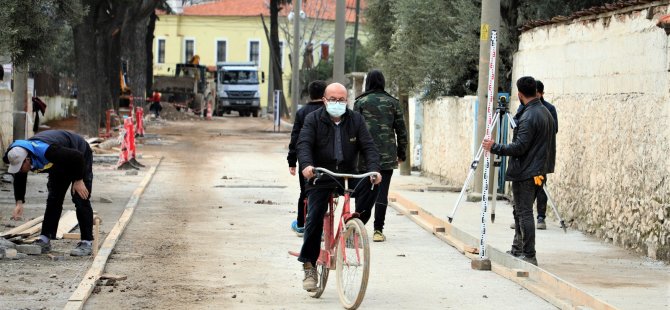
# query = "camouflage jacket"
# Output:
<box><xmin>354</xmin><ymin>90</ymin><xmax>408</xmax><ymax>170</ymax></box>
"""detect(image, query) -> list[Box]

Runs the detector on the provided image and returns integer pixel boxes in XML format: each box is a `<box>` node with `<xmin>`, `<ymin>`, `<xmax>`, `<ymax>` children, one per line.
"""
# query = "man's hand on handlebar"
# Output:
<box><xmin>302</xmin><ymin>165</ymin><xmax>315</xmax><ymax>179</ymax></box>
<box><xmin>370</xmin><ymin>172</ymin><xmax>382</xmax><ymax>185</ymax></box>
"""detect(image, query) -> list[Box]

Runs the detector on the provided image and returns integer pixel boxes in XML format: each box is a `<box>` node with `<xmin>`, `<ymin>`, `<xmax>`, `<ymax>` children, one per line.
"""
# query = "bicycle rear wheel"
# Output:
<box><xmin>336</xmin><ymin>218</ymin><xmax>370</xmax><ymax>309</ymax></box>
<box><xmin>309</xmin><ymin>261</ymin><xmax>329</xmax><ymax>298</ymax></box>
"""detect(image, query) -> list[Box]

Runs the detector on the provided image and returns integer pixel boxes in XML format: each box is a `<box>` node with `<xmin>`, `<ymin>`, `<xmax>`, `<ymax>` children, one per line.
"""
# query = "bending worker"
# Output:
<box><xmin>3</xmin><ymin>129</ymin><xmax>95</xmax><ymax>256</ymax></box>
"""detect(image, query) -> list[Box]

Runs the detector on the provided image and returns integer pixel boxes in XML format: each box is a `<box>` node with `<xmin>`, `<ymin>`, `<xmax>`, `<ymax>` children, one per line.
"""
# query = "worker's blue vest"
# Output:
<box><xmin>9</xmin><ymin>140</ymin><xmax>52</xmax><ymax>173</ymax></box>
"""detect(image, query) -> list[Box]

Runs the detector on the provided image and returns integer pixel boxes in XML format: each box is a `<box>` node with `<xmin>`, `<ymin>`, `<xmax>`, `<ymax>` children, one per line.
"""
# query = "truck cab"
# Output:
<box><xmin>215</xmin><ymin>62</ymin><xmax>264</xmax><ymax>117</ymax></box>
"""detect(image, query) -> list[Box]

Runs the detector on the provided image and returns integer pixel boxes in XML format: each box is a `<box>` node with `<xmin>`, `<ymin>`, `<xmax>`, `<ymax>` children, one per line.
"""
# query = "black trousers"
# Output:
<box><xmin>535</xmin><ymin>175</ymin><xmax>548</xmax><ymax>219</ymax></box>
<box><xmin>510</xmin><ymin>178</ymin><xmax>540</xmax><ymax>258</ymax></box>
<box><xmin>41</xmin><ymin>152</ymin><xmax>94</xmax><ymax>241</ymax></box>
<box><xmin>295</xmin><ymin>171</ymin><xmax>306</xmax><ymax>227</ymax></box>
<box><xmin>298</xmin><ymin>177</ymin><xmax>379</xmax><ymax>266</ymax></box>
<box><xmin>357</xmin><ymin>169</ymin><xmax>393</xmax><ymax>231</ymax></box>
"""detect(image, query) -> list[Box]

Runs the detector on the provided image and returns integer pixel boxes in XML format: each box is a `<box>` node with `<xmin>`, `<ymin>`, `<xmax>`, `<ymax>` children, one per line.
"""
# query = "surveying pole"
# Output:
<box><xmin>473</xmin><ymin>0</ymin><xmax>501</xmax><ymax>197</ymax></box>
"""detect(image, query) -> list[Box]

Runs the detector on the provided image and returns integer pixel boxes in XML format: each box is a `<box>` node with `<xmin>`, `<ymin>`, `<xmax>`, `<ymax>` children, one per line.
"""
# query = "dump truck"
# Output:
<box><xmin>215</xmin><ymin>62</ymin><xmax>264</xmax><ymax>117</ymax></box>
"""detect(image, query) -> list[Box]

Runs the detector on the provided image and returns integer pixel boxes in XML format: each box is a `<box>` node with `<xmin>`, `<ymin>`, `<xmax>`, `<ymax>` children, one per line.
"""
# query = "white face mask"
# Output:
<box><xmin>326</xmin><ymin>101</ymin><xmax>347</xmax><ymax>117</ymax></box>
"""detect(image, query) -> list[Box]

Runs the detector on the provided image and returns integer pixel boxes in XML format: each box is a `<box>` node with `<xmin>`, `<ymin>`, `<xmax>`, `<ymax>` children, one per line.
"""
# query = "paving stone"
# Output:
<box><xmin>16</xmin><ymin>244</ymin><xmax>42</xmax><ymax>255</ymax></box>
<box><xmin>0</xmin><ymin>237</ymin><xmax>16</xmax><ymax>249</ymax></box>
<box><xmin>5</xmin><ymin>248</ymin><xmax>18</xmax><ymax>259</ymax></box>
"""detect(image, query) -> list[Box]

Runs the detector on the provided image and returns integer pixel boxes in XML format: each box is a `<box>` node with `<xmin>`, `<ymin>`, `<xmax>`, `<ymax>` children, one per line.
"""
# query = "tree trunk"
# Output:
<box><xmin>146</xmin><ymin>12</ymin><xmax>157</xmax><ymax>98</ymax></box>
<box><xmin>270</xmin><ymin>0</ymin><xmax>290</xmax><ymax>118</ymax></box>
<box><xmin>398</xmin><ymin>90</ymin><xmax>411</xmax><ymax>175</ymax></box>
<box><xmin>74</xmin><ymin>13</ymin><xmax>101</xmax><ymax>137</ymax></box>
<box><xmin>121</xmin><ymin>6</ymin><xmax>149</xmax><ymax>108</ymax></box>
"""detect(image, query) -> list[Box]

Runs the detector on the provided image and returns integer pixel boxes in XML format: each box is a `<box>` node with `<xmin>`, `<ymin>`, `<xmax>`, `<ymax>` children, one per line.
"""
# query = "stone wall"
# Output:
<box><xmin>421</xmin><ymin>96</ymin><xmax>477</xmax><ymax>185</ymax></box>
<box><xmin>511</xmin><ymin>4</ymin><xmax>670</xmax><ymax>261</ymax></box>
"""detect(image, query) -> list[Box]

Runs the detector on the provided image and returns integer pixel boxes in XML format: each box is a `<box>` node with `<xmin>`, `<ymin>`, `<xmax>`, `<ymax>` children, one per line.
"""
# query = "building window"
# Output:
<box><xmin>249</xmin><ymin>41</ymin><xmax>260</xmax><ymax>65</ymax></box>
<box><xmin>279</xmin><ymin>41</ymin><xmax>284</xmax><ymax>68</ymax></box>
<box><xmin>216</xmin><ymin>40</ymin><xmax>227</xmax><ymax>63</ymax></box>
<box><xmin>157</xmin><ymin>39</ymin><xmax>166</xmax><ymax>64</ymax></box>
<box><xmin>185</xmin><ymin>39</ymin><xmax>195</xmax><ymax>63</ymax></box>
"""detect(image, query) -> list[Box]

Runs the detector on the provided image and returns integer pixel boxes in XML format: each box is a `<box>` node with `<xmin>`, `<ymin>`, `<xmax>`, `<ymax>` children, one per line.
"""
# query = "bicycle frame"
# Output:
<box><xmin>319</xmin><ymin>189</ymin><xmax>355</xmax><ymax>269</ymax></box>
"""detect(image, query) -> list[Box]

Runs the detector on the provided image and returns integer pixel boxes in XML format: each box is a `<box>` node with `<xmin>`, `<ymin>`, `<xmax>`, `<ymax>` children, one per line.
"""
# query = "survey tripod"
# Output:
<box><xmin>447</xmin><ymin>95</ymin><xmax>516</xmax><ymax>224</ymax></box>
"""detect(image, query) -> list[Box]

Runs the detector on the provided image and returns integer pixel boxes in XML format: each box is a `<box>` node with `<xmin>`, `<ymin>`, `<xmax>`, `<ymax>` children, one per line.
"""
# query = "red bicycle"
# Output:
<box><xmin>289</xmin><ymin>167</ymin><xmax>376</xmax><ymax>309</ymax></box>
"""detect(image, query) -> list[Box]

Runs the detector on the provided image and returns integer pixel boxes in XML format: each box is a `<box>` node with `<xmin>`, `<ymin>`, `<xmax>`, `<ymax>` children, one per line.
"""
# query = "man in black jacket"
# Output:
<box><xmin>510</xmin><ymin>80</ymin><xmax>558</xmax><ymax>230</ymax></box>
<box><xmin>483</xmin><ymin>76</ymin><xmax>555</xmax><ymax>266</ymax></box>
<box><xmin>3</xmin><ymin>130</ymin><xmax>94</xmax><ymax>256</ymax></box>
<box><xmin>286</xmin><ymin>80</ymin><xmax>327</xmax><ymax>236</ymax></box>
<box><xmin>296</xmin><ymin>82</ymin><xmax>382</xmax><ymax>291</ymax></box>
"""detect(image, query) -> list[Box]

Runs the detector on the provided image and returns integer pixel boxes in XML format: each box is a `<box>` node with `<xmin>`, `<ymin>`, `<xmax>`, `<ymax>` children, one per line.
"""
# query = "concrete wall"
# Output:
<box><xmin>0</xmin><ymin>89</ymin><xmax>12</xmax><ymax>157</ymax></box>
<box><xmin>421</xmin><ymin>96</ymin><xmax>477</xmax><ymax>185</ymax></box>
<box><xmin>511</xmin><ymin>4</ymin><xmax>670</xmax><ymax>260</ymax></box>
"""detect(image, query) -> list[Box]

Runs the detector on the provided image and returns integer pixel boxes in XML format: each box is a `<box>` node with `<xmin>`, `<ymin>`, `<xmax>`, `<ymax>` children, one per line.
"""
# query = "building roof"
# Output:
<box><xmin>520</xmin><ymin>0</ymin><xmax>662</xmax><ymax>32</ymax></box>
<box><xmin>179</xmin><ymin>0</ymin><xmax>365</xmax><ymax>23</ymax></box>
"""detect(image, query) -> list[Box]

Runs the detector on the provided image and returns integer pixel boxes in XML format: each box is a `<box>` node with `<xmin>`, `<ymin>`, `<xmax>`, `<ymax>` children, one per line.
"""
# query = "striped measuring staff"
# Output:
<box><xmin>479</xmin><ymin>29</ymin><xmax>498</xmax><ymax>259</ymax></box>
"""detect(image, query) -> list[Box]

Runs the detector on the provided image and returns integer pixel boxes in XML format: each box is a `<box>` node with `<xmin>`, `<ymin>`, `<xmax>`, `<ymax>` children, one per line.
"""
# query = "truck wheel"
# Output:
<box><xmin>252</xmin><ymin>110</ymin><xmax>259</xmax><ymax>117</ymax></box>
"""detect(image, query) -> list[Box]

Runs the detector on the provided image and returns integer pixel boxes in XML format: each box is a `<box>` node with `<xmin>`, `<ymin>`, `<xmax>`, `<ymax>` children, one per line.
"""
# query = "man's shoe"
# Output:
<box><xmin>505</xmin><ymin>250</ymin><xmax>520</xmax><ymax>257</ymax></box>
<box><xmin>373</xmin><ymin>230</ymin><xmax>386</xmax><ymax>242</ymax></box>
<box><xmin>34</xmin><ymin>239</ymin><xmax>51</xmax><ymax>254</ymax></box>
<box><xmin>291</xmin><ymin>220</ymin><xmax>304</xmax><ymax>237</ymax></box>
<box><xmin>302</xmin><ymin>265</ymin><xmax>318</xmax><ymax>291</ymax></box>
<box><xmin>519</xmin><ymin>255</ymin><xmax>538</xmax><ymax>266</ymax></box>
<box><xmin>537</xmin><ymin>218</ymin><xmax>547</xmax><ymax>230</ymax></box>
<box><xmin>70</xmin><ymin>241</ymin><xmax>92</xmax><ymax>256</ymax></box>
<box><xmin>509</xmin><ymin>222</ymin><xmax>516</xmax><ymax>229</ymax></box>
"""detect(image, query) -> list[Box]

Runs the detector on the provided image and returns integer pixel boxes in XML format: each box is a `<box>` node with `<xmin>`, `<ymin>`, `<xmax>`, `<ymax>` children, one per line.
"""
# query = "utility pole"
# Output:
<box><xmin>291</xmin><ymin>0</ymin><xmax>301</xmax><ymax>119</ymax></box>
<box><xmin>351</xmin><ymin>0</ymin><xmax>361</xmax><ymax>73</ymax></box>
<box><xmin>13</xmin><ymin>63</ymin><xmax>27</xmax><ymax>140</ymax></box>
<box><xmin>333</xmin><ymin>0</ymin><xmax>346</xmax><ymax>83</ymax></box>
<box><xmin>473</xmin><ymin>0</ymin><xmax>500</xmax><ymax>196</ymax></box>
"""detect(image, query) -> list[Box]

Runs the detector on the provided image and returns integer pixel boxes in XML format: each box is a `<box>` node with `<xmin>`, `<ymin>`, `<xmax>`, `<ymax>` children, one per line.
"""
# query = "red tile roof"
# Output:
<box><xmin>180</xmin><ymin>0</ymin><xmax>365</xmax><ymax>23</ymax></box>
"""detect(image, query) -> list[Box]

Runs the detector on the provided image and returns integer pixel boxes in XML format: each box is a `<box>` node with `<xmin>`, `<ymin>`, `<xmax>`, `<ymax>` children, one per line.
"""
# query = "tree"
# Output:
<box><xmin>365</xmin><ymin>0</ymin><xmax>618</xmax><ymax>99</ymax></box>
<box><xmin>269</xmin><ymin>0</ymin><xmax>291</xmax><ymax>118</ymax></box>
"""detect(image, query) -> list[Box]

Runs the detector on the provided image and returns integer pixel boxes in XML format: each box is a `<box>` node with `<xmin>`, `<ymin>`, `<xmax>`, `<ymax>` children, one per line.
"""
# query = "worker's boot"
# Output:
<box><xmin>302</xmin><ymin>263</ymin><xmax>317</xmax><ymax>291</ymax></box>
<box><xmin>70</xmin><ymin>241</ymin><xmax>92</xmax><ymax>256</ymax></box>
<box><xmin>537</xmin><ymin>218</ymin><xmax>547</xmax><ymax>230</ymax></box>
<box><xmin>34</xmin><ymin>238</ymin><xmax>51</xmax><ymax>254</ymax></box>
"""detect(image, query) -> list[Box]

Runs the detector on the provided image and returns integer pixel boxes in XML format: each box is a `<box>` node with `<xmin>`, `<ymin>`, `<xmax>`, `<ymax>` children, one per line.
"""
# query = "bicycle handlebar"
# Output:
<box><xmin>314</xmin><ymin>167</ymin><xmax>378</xmax><ymax>179</ymax></box>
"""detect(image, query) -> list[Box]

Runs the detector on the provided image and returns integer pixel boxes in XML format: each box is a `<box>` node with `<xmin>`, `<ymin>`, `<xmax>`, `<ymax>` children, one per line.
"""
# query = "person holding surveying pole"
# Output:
<box><xmin>482</xmin><ymin>76</ymin><xmax>555</xmax><ymax>266</ymax></box>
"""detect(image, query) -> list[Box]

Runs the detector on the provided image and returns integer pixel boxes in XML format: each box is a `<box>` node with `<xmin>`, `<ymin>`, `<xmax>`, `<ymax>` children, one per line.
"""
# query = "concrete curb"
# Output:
<box><xmin>389</xmin><ymin>191</ymin><xmax>618</xmax><ymax>310</ymax></box>
<box><xmin>63</xmin><ymin>158</ymin><xmax>163</xmax><ymax>310</ymax></box>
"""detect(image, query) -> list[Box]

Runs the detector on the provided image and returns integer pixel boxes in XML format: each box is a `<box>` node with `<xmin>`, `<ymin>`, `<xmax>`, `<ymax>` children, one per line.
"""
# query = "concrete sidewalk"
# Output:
<box><xmin>388</xmin><ymin>171</ymin><xmax>669</xmax><ymax>310</ymax></box>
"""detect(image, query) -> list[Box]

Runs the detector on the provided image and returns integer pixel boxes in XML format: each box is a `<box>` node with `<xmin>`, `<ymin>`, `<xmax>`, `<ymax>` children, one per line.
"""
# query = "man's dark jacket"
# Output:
<box><xmin>297</xmin><ymin>107</ymin><xmax>381</xmax><ymax>187</ymax></box>
<box><xmin>3</xmin><ymin>130</ymin><xmax>92</xmax><ymax>203</ymax></box>
<box><xmin>491</xmin><ymin>98</ymin><xmax>555</xmax><ymax>181</ymax></box>
<box><xmin>287</xmin><ymin>100</ymin><xmax>323</xmax><ymax>168</ymax></box>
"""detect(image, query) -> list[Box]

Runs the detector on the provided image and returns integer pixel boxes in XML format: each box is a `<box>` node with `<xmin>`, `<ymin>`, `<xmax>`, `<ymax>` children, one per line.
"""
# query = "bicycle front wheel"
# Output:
<box><xmin>336</xmin><ymin>218</ymin><xmax>370</xmax><ymax>309</ymax></box>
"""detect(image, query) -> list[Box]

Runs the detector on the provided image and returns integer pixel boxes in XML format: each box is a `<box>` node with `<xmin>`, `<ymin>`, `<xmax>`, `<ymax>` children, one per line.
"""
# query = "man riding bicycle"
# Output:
<box><xmin>296</xmin><ymin>82</ymin><xmax>382</xmax><ymax>291</ymax></box>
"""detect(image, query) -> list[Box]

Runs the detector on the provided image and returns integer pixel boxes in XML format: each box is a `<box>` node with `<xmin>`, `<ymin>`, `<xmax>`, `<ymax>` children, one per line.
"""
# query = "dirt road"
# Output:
<box><xmin>82</xmin><ymin>116</ymin><xmax>554</xmax><ymax>309</ymax></box>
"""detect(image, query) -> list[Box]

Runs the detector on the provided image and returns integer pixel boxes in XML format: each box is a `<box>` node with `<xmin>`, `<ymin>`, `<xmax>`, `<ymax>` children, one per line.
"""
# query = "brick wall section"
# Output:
<box><xmin>511</xmin><ymin>5</ymin><xmax>670</xmax><ymax>261</ymax></box>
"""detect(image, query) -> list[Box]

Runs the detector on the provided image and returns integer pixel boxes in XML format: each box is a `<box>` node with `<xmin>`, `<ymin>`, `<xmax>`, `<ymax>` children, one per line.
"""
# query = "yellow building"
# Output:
<box><xmin>153</xmin><ymin>0</ymin><xmax>366</xmax><ymax>111</ymax></box>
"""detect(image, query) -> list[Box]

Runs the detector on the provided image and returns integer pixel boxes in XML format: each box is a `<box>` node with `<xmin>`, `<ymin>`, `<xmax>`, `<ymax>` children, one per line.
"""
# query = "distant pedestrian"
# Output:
<box><xmin>3</xmin><ymin>130</ymin><xmax>95</xmax><ymax>256</ymax></box>
<box><xmin>354</xmin><ymin>70</ymin><xmax>408</xmax><ymax>242</ymax></box>
<box><xmin>510</xmin><ymin>80</ymin><xmax>558</xmax><ymax>230</ymax></box>
<box><xmin>483</xmin><ymin>76</ymin><xmax>555</xmax><ymax>266</ymax></box>
<box><xmin>286</xmin><ymin>80</ymin><xmax>327</xmax><ymax>236</ymax></box>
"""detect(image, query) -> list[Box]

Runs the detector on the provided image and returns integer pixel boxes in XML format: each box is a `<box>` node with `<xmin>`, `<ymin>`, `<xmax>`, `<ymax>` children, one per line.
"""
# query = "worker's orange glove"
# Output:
<box><xmin>533</xmin><ymin>175</ymin><xmax>544</xmax><ymax>186</ymax></box>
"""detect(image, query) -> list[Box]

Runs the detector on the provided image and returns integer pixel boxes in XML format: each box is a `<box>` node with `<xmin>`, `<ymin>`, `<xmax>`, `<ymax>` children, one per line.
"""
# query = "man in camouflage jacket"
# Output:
<box><xmin>354</xmin><ymin>70</ymin><xmax>408</xmax><ymax>242</ymax></box>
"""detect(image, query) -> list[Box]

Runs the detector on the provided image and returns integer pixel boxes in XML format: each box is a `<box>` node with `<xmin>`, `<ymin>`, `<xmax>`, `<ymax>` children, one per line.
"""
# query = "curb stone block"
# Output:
<box><xmin>16</xmin><ymin>244</ymin><xmax>42</xmax><ymax>255</ymax></box>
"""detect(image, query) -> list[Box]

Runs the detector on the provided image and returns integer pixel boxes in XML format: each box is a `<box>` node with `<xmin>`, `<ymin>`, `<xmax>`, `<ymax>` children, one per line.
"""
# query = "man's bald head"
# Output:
<box><xmin>324</xmin><ymin>83</ymin><xmax>347</xmax><ymax>102</ymax></box>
